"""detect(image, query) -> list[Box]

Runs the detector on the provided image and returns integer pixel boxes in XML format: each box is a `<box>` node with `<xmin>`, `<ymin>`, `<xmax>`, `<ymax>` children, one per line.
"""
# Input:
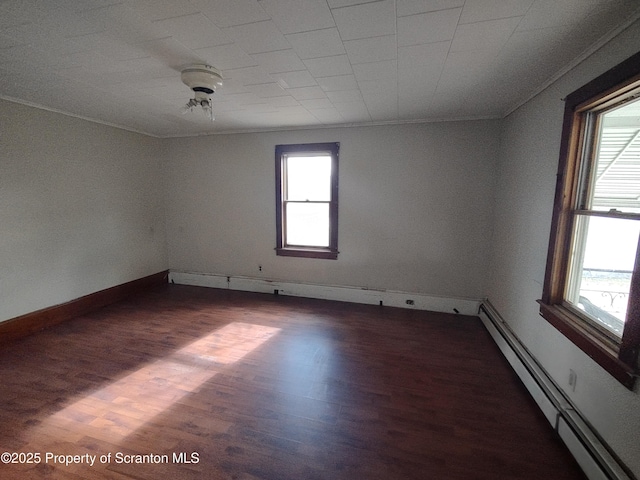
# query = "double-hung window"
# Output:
<box><xmin>540</xmin><ymin>52</ymin><xmax>640</xmax><ymax>388</ymax></box>
<box><xmin>275</xmin><ymin>143</ymin><xmax>339</xmax><ymax>259</ymax></box>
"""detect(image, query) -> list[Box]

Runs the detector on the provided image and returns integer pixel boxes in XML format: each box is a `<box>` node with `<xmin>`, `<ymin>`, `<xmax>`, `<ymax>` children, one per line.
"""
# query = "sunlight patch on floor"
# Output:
<box><xmin>33</xmin><ymin>322</ymin><xmax>280</xmax><ymax>443</ymax></box>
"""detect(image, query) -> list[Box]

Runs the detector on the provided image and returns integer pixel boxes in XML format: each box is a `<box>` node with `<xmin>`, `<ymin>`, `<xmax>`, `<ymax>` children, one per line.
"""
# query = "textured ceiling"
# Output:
<box><xmin>1</xmin><ymin>0</ymin><xmax>639</xmax><ymax>137</ymax></box>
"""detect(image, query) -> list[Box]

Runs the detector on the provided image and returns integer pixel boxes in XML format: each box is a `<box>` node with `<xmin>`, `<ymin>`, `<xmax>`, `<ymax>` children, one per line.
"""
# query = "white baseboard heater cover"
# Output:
<box><xmin>168</xmin><ymin>271</ymin><xmax>480</xmax><ymax>316</ymax></box>
<box><xmin>478</xmin><ymin>301</ymin><xmax>632</xmax><ymax>480</ymax></box>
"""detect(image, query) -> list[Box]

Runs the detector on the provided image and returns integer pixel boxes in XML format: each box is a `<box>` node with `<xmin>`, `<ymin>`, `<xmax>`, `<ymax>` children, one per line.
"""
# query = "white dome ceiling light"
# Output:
<box><xmin>181</xmin><ymin>64</ymin><xmax>223</xmax><ymax>122</ymax></box>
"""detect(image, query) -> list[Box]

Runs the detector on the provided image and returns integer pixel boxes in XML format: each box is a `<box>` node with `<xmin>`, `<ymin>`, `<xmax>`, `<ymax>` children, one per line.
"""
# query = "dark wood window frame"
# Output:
<box><xmin>539</xmin><ymin>51</ymin><xmax>640</xmax><ymax>389</ymax></box>
<box><xmin>275</xmin><ymin>142</ymin><xmax>339</xmax><ymax>260</ymax></box>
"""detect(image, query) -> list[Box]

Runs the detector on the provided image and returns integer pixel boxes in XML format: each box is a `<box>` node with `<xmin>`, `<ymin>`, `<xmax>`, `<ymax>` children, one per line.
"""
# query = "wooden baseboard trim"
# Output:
<box><xmin>0</xmin><ymin>270</ymin><xmax>168</xmax><ymax>345</ymax></box>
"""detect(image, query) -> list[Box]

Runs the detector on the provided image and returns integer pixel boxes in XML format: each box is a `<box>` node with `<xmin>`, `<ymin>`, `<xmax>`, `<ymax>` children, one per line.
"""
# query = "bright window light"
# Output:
<box><xmin>275</xmin><ymin>143</ymin><xmax>339</xmax><ymax>259</ymax></box>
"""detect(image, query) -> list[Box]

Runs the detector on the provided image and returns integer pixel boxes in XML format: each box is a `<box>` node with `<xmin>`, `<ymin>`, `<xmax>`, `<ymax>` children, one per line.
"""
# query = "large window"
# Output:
<box><xmin>540</xmin><ymin>52</ymin><xmax>640</xmax><ymax>388</ymax></box>
<box><xmin>275</xmin><ymin>143</ymin><xmax>339</xmax><ymax>259</ymax></box>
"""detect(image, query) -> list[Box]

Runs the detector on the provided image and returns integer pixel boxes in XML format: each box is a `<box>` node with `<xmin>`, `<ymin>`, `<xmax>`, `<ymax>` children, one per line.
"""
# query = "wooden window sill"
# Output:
<box><xmin>538</xmin><ymin>301</ymin><xmax>635</xmax><ymax>389</ymax></box>
<box><xmin>276</xmin><ymin>247</ymin><xmax>338</xmax><ymax>260</ymax></box>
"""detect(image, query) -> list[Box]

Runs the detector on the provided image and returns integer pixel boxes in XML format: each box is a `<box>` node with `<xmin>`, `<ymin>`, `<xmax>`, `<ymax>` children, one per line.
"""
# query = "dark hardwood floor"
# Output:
<box><xmin>0</xmin><ymin>285</ymin><xmax>585</xmax><ymax>479</ymax></box>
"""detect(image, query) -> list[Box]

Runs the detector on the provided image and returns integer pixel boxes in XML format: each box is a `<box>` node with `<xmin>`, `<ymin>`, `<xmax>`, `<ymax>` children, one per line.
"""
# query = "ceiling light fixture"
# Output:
<box><xmin>181</xmin><ymin>64</ymin><xmax>223</xmax><ymax>121</ymax></box>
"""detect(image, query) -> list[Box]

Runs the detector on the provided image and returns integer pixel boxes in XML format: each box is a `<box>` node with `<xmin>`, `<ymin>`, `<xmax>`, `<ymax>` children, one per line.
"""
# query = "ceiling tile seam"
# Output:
<box><xmin>250</xmin><ymin>47</ymin><xmax>297</xmax><ymax>57</ymax></box>
<box><xmin>245</xmin><ymin>80</ymin><xmax>291</xmax><ymax>87</ymax></box>
<box><xmin>62</xmin><ymin>29</ymin><xmax>109</xmax><ymax>40</ymax></box>
<box><xmin>455</xmin><ymin>11</ymin><xmax>530</xmax><ymax>90</ymax></box>
<box><xmin>5</xmin><ymin>2</ymin><xmax>632</xmax><ymax>137</ymax></box>
<box><xmin>148</xmin><ymin>18</ymin><xmax>236</xmax><ymax>51</ymax></box>
<box><xmin>343</xmin><ymin>32</ymin><xmax>397</xmax><ymax>43</ymax></box>
<box><xmin>0</xmin><ymin>94</ymin><xmax>160</xmax><ymax>138</ymax></box>
<box><xmin>198</xmin><ymin>3</ymin><xmax>271</xmax><ymax>30</ymax></box>
<box><xmin>150</xmin><ymin>12</ymin><xmax>207</xmax><ymax>24</ymax></box>
<box><xmin>228</xmin><ymin>18</ymin><xmax>297</xmax><ymax>58</ymax></box>
<box><xmin>222</xmin><ymin>18</ymin><xmax>281</xmax><ymax>30</ymax></box>
<box><xmin>503</xmin><ymin>5</ymin><xmax>640</xmax><ymax>118</ymax></box>
<box><xmin>350</xmin><ymin>58</ymin><xmax>398</xmax><ymax>69</ymax></box>
<box><xmin>488</xmin><ymin>12</ymin><xmax>527</xmax><ymax>65</ymax></box>
<box><xmin>250</xmin><ymin>77</ymin><xmax>304</xmax><ymax>87</ymax></box>
<box><xmin>396</xmin><ymin>6</ymin><xmax>465</xmax><ymax>19</ymax></box>
<box><xmin>283</xmin><ymin>26</ymin><xmax>337</xmax><ymax>37</ymax></box>
<box><xmin>397</xmin><ymin>36</ymin><xmax>458</xmax><ymax>50</ymax></box>
<box><xmin>146</xmin><ymin>11</ymin><xmax>200</xmax><ymax>24</ymax></box>
<box><xmin>327</xmin><ymin>0</ymin><xmax>347</xmax><ymax>47</ymax></box>
<box><xmin>290</xmin><ymin>51</ymin><xmax>348</xmax><ymax>61</ymax></box>
<box><xmin>500</xmin><ymin>1</ymin><xmax>536</xmax><ymax>35</ymax></box>
<box><xmin>307</xmin><ymin>106</ymin><xmax>338</xmax><ymax>124</ymax></box>
<box><xmin>324</xmin><ymin>0</ymin><xmax>380</xmax><ymax>125</ymax></box>
<box><xmin>393</xmin><ymin>0</ymin><xmax>399</xmax><ymax>119</ymax></box>
<box><xmin>457</xmin><ymin>14</ymin><xmax>526</xmax><ymax>28</ymax></box>
<box><xmin>315</xmin><ymin>72</ymin><xmax>360</xmax><ymax>81</ymax></box>
<box><xmin>333</xmin><ymin>32</ymin><xmax>398</xmax><ymax>43</ymax></box>
<box><xmin>457</xmin><ymin>14</ymin><xmax>527</xmax><ymax>26</ymax></box>
<box><xmin>328</xmin><ymin>0</ymin><xmax>388</xmax><ymax>13</ymax></box>
<box><xmin>173</xmin><ymin>37</ymin><xmax>236</xmax><ymax>52</ymax></box>
<box><xmin>72</xmin><ymin>2</ymin><xmax>126</xmax><ymax>15</ymax></box>
<box><xmin>210</xmin><ymin>18</ymin><xmax>261</xmax><ymax>29</ymax></box>
<box><xmin>426</xmin><ymin>8</ymin><xmax>462</xmax><ymax>114</ymax></box>
<box><xmin>195</xmin><ymin>58</ymin><xmax>260</xmax><ymax>73</ymax></box>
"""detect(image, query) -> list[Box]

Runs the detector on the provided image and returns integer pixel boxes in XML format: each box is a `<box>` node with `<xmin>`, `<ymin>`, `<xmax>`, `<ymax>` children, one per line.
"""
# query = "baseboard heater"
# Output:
<box><xmin>478</xmin><ymin>300</ymin><xmax>633</xmax><ymax>480</ymax></box>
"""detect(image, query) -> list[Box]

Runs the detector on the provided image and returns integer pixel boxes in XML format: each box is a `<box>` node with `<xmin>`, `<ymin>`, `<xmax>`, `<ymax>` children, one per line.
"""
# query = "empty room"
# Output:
<box><xmin>2</xmin><ymin>1</ymin><xmax>640</xmax><ymax>479</ymax></box>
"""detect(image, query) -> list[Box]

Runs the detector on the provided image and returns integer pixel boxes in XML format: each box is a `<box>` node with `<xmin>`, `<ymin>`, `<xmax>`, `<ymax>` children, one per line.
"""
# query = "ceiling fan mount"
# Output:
<box><xmin>181</xmin><ymin>64</ymin><xmax>223</xmax><ymax>94</ymax></box>
<box><xmin>181</xmin><ymin>64</ymin><xmax>223</xmax><ymax>121</ymax></box>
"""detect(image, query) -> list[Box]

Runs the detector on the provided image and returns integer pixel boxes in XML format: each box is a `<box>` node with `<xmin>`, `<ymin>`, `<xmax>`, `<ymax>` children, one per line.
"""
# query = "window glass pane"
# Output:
<box><xmin>590</xmin><ymin>97</ymin><xmax>640</xmax><ymax>213</ymax></box>
<box><xmin>286</xmin><ymin>203</ymin><xmax>329</xmax><ymax>247</ymax></box>
<box><xmin>566</xmin><ymin>215</ymin><xmax>640</xmax><ymax>336</ymax></box>
<box><xmin>286</xmin><ymin>155</ymin><xmax>331</xmax><ymax>201</ymax></box>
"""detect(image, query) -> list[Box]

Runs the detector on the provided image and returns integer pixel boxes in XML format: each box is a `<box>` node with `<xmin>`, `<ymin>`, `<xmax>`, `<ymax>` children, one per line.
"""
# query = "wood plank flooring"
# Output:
<box><xmin>0</xmin><ymin>285</ymin><xmax>586</xmax><ymax>479</ymax></box>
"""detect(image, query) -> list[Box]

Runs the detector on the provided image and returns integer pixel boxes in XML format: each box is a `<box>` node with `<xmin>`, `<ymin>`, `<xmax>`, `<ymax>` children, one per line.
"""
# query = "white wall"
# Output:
<box><xmin>0</xmin><ymin>100</ymin><xmax>168</xmax><ymax>323</ymax></box>
<box><xmin>487</xmin><ymin>20</ymin><xmax>640</xmax><ymax>476</ymax></box>
<box><xmin>164</xmin><ymin>122</ymin><xmax>499</xmax><ymax>300</ymax></box>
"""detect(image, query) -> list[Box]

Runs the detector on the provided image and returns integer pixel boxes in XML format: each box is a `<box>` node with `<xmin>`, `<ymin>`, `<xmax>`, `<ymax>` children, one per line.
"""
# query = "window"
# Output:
<box><xmin>275</xmin><ymin>143</ymin><xmax>339</xmax><ymax>259</ymax></box>
<box><xmin>540</xmin><ymin>51</ymin><xmax>640</xmax><ymax>389</ymax></box>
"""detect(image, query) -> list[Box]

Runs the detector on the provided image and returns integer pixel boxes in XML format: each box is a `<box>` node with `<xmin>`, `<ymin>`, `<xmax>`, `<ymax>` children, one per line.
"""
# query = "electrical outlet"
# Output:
<box><xmin>258</xmin><ymin>265</ymin><xmax>262</xmax><ymax>272</ymax></box>
<box><xmin>568</xmin><ymin>369</ymin><xmax>577</xmax><ymax>391</ymax></box>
